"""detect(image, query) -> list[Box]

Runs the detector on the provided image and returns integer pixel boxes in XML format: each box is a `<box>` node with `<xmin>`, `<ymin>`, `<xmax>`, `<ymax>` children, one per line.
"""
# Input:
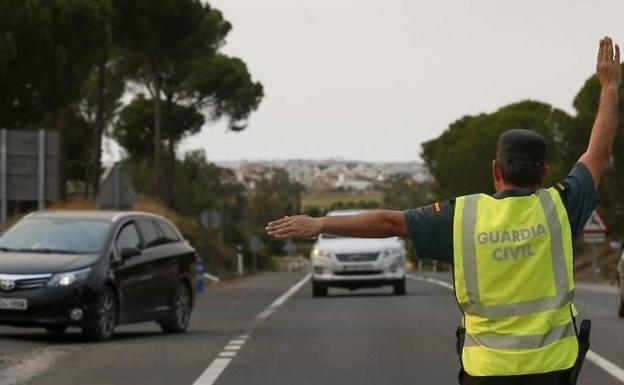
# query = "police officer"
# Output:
<box><xmin>266</xmin><ymin>37</ymin><xmax>621</xmax><ymax>384</ymax></box>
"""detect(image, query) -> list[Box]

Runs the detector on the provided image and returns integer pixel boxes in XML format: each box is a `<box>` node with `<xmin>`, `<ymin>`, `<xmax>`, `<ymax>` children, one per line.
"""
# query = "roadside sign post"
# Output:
<box><xmin>0</xmin><ymin>129</ymin><xmax>59</xmax><ymax>232</ymax></box>
<box><xmin>284</xmin><ymin>241</ymin><xmax>296</xmax><ymax>257</ymax></box>
<box><xmin>249</xmin><ymin>236</ymin><xmax>261</xmax><ymax>273</ymax></box>
<box><xmin>237</xmin><ymin>245</ymin><xmax>244</xmax><ymax>276</ymax></box>
<box><xmin>200</xmin><ymin>209</ymin><xmax>223</xmax><ymax>242</ymax></box>
<box><xmin>582</xmin><ymin>210</ymin><xmax>609</xmax><ymax>282</ymax></box>
<box><xmin>96</xmin><ymin>163</ymin><xmax>138</xmax><ymax>210</ymax></box>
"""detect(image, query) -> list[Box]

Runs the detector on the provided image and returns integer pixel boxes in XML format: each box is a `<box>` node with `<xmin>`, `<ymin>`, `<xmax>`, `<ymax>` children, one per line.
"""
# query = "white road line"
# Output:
<box><xmin>408</xmin><ymin>274</ymin><xmax>624</xmax><ymax>384</ymax></box>
<box><xmin>254</xmin><ymin>274</ymin><xmax>311</xmax><ymax>322</ymax></box>
<box><xmin>587</xmin><ymin>351</ymin><xmax>624</xmax><ymax>383</ymax></box>
<box><xmin>407</xmin><ymin>274</ymin><xmax>454</xmax><ymax>290</ymax></box>
<box><xmin>192</xmin><ymin>358</ymin><xmax>232</xmax><ymax>385</ymax></box>
<box><xmin>203</xmin><ymin>273</ymin><xmax>220</xmax><ymax>283</ymax></box>
<box><xmin>192</xmin><ymin>274</ymin><xmax>311</xmax><ymax>385</ymax></box>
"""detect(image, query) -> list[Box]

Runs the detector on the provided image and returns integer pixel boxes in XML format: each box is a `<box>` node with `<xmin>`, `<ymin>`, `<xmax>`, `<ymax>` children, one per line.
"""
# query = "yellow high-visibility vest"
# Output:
<box><xmin>453</xmin><ymin>188</ymin><xmax>578</xmax><ymax>376</ymax></box>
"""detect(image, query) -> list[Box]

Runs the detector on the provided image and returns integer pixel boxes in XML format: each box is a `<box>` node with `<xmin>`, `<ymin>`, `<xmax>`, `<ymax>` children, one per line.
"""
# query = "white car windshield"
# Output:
<box><xmin>0</xmin><ymin>218</ymin><xmax>112</xmax><ymax>254</ymax></box>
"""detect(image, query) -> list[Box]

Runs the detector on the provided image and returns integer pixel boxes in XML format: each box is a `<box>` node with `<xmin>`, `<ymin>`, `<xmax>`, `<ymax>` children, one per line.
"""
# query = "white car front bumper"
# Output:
<box><xmin>312</xmin><ymin>254</ymin><xmax>405</xmax><ymax>286</ymax></box>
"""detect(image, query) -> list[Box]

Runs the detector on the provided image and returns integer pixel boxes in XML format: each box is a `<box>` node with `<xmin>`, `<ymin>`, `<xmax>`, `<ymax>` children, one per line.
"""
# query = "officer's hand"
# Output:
<box><xmin>597</xmin><ymin>36</ymin><xmax>621</xmax><ymax>89</ymax></box>
<box><xmin>266</xmin><ymin>215</ymin><xmax>322</xmax><ymax>239</ymax></box>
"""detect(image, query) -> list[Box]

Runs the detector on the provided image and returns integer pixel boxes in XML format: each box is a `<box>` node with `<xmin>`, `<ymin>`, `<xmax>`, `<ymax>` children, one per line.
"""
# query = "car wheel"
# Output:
<box><xmin>83</xmin><ymin>286</ymin><xmax>117</xmax><ymax>342</ymax></box>
<box><xmin>393</xmin><ymin>277</ymin><xmax>406</xmax><ymax>295</ymax></box>
<box><xmin>312</xmin><ymin>281</ymin><xmax>328</xmax><ymax>297</ymax></box>
<box><xmin>160</xmin><ymin>281</ymin><xmax>192</xmax><ymax>334</ymax></box>
<box><xmin>45</xmin><ymin>325</ymin><xmax>68</xmax><ymax>334</ymax></box>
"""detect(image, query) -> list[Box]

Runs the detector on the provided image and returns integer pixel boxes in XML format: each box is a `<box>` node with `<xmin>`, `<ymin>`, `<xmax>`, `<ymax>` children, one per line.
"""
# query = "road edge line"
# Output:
<box><xmin>586</xmin><ymin>350</ymin><xmax>624</xmax><ymax>383</ymax></box>
<box><xmin>407</xmin><ymin>274</ymin><xmax>624</xmax><ymax>384</ymax></box>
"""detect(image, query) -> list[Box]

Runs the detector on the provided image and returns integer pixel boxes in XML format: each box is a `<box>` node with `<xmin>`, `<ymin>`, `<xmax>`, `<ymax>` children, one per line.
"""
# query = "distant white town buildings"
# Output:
<box><xmin>217</xmin><ymin>159</ymin><xmax>430</xmax><ymax>191</ymax></box>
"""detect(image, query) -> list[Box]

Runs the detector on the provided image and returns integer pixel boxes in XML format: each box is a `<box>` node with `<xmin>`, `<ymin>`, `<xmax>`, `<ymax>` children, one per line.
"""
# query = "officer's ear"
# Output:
<box><xmin>492</xmin><ymin>159</ymin><xmax>504</xmax><ymax>191</ymax></box>
<box><xmin>537</xmin><ymin>165</ymin><xmax>549</xmax><ymax>187</ymax></box>
<box><xmin>492</xmin><ymin>159</ymin><xmax>503</xmax><ymax>182</ymax></box>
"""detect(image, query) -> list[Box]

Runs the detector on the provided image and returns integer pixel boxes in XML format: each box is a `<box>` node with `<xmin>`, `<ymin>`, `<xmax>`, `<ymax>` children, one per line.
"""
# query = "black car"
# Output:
<box><xmin>0</xmin><ymin>210</ymin><xmax>197</xmax><ymax>341</ymax></box>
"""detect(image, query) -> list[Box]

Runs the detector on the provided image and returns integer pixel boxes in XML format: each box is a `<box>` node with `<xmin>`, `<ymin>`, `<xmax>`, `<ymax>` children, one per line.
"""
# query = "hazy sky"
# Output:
<box><xmin>178</xmin><ymin>0</ymin><xmax>624</xmax><ymax>162</ymax></box>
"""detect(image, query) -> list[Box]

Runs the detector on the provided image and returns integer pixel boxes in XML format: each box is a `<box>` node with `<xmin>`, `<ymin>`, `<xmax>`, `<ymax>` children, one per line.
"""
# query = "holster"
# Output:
<box><xmin>456</xmin><ymin>326</ymin><xmax>466</xmax><ymax>357</ymax></box>
<box><xmin>567</xmin><ymin>319</ymin><xmax>591</xmax><ymax>385</ymax></box>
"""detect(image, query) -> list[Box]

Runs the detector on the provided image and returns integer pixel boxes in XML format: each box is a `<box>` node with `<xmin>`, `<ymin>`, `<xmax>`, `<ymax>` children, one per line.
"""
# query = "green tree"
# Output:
<box><xmin>0</xmin><ymin>0</ymin><xmax>111</xmax><ymax>199</ymax></box>
<box><xmin>422</xmin><ymin>101</ymin><xmax>575</xmax><ymax>199</ymax></box>
<box><xmin>112</xmin><ymin>0</ymin><xmax>228</xmax><ymax>198</ymax></box>
<box><xmin>381</xmin><ymin>175</ymin><xmax>434</xmax><ymax>210</ymax></box>
<box><xmin>112</xmin><ymin>94</ymin><xmax>205</xmax><ymax>161</ymax></box>
<box><xmin>247</xmin><ymin>169</ymin><xmax>304</xmax><ymax>255</ymax></box>
<box><xmin>571</xmin><ymin>64</ymin><xmax>624</xmax><ymax>232</ymax></box>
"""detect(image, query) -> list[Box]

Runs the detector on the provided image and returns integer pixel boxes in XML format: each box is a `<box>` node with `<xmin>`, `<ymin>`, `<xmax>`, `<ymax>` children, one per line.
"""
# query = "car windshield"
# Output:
<box><xmin>0</xmin><ymin>218</ymin><xmax>112</xmax><ymax>254</ymax></box>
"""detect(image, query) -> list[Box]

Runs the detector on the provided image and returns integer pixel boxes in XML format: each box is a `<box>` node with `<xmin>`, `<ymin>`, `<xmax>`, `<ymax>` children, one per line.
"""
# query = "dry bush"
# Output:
<box><xmin>48</xmin><ymin>199</ymin><xmax>99</xmax><ymax>210</ymax></box>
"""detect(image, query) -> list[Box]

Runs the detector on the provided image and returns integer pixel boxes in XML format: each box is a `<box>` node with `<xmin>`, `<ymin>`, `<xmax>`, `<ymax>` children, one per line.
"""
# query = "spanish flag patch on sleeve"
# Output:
<box><xmin>432</xmin><ymin>202</ymin><xmax>442</xmax><ymax>213</ymax></box>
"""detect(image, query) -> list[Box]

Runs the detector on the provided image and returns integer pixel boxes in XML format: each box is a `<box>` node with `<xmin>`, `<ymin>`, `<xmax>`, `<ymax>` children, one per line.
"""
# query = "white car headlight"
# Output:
<box><xmin>381</xmin><ymin>248</ymin><xmax>403</xmax><ymax>258</ymax></box>
<box><xmin>311</xmin><ymin>248</ymin><xmax>332</xmax><ymax>258</ymax></box>
<box><xmin>48</xmin><ymin>268</ymin><xmax>91</xmax><ymax>287</ymax></box>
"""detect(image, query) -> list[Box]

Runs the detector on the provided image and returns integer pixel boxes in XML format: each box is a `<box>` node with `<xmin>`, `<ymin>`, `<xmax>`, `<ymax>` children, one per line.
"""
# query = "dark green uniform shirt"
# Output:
<box><xmin>404</xmin><ymin>163</ymin><xmax>596</xmax><ymax>263</ymax></box>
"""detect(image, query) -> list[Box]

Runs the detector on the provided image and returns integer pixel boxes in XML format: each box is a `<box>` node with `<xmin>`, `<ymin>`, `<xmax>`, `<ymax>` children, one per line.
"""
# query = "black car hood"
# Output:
<box><xmin>0</xmin><ymin>252</ymin><xmax>99</xmax><ymax>274</ymax></box>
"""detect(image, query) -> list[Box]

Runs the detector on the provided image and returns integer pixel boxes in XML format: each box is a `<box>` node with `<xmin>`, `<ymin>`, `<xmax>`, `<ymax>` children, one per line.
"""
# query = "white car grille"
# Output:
<box><xmin>335</xmin><ymin>253</ymin><xmax>379</xmax><ymax>263</ymax></box>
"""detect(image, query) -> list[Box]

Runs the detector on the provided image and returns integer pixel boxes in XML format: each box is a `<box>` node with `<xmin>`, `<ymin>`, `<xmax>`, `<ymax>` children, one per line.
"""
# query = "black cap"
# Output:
<box><xmin>496</xmin><ymin>129</ymin><xmax>546</xmax><ymax>168</ymax></box>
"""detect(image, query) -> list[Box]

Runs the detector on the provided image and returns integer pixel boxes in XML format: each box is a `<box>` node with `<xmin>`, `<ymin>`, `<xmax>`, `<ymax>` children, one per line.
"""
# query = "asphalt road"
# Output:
<box><xmin>0</xmin><ymin>271</ymin><xmax>622</xmax><ymax>385</ymax></box>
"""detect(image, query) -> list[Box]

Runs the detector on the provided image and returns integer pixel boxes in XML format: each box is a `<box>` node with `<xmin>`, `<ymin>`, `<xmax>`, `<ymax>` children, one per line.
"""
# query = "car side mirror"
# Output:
<box><xmin>121</xmin><ymin>247</ymin><xmax>141</xmax><ymax>260</ymax></box>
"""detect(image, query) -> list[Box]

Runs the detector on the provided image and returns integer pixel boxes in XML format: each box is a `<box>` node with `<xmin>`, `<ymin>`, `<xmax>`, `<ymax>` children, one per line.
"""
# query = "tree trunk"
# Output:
<box><xmin>57</xmin><ymin>107</ymin><xmax>67</xmax><ymax>201</ymax></box>
<box><xmin>166</xmin><ymin>135</ymin><xmax>176</xmax><ymax>208</ymax></box>
<box><xmin>164</xmin><ymin>95</ymin><xmax>175</xmax><ymax>208</ymax></box>
<box><xmin>151</xmin><ymin>61</ymin><xmax>162</xmax><ymax>200</ymax></box>
<box><xmin>90</xmin><ymin>57</ymin><xmax>106</xmax><ymax>197</ymax></box>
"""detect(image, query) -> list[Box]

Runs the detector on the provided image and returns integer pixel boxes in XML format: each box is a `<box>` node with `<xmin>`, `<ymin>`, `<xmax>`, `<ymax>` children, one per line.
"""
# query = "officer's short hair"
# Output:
<box><xmin>496</xmin><ymin>129</ymin><xmax>547</xmax><ymax>188</ymax></box>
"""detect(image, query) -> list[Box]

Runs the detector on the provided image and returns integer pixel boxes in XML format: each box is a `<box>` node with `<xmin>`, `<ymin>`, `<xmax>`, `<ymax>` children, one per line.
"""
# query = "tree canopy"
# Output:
<box><xmin>422</xmin><ymin>100</ymin><xmax>575</xmax><ymax>199</ymax></box>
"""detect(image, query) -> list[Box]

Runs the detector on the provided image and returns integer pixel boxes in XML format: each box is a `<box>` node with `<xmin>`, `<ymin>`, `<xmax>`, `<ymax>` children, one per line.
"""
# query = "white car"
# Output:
<box><xmin>618</xmin><ymin>250</ymin><xmax>624</xmax><ymax>318</ymax></box>
<box><xmin>310</xmin><ymin>210</ymin><xmax>407</xmax><ymax>297</ymax></box>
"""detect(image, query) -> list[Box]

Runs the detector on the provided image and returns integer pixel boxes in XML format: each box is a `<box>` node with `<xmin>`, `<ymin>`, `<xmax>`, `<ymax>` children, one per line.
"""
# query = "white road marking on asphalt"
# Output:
<box><xmin>586</xmin><ymin>351</ymin><xmax>624</xmax><ymax>383</ymax></box>
<box><xmin>254</xmin><ymin>273</ymin><xmax>312</xmax><ymax>322</ymax></box>
<box><xmin>0</xmin><ymin>348</ymin><xmax>64</xmax><ymax>385</ymax></box>
<box><xmin>192</xmin><ymin>274</ymin><xmax>312</xmax><ymax>385</ymax></box>
<box><xmin>203</xmin><ymin>273</ymin><xmax>221</xmax><ymax>283</ymax></box>
<box><xmin>407</xmin><ymin>274</ymin><xmax>454</xmax><ymax>290</ymax></box>
<box><xmin>576</xmin><ymin>282</ymin><xmax>618</xmax><ymax>295</ymax></box>
<box><xmin>192</xmin><ymin>358</ymin><xmax>232</xmax><ymax>385</ymax></box>
<box><xmin>409</xmin><ymin>273</ymin><xmax>624</xmax><ymax>383</ymax></box>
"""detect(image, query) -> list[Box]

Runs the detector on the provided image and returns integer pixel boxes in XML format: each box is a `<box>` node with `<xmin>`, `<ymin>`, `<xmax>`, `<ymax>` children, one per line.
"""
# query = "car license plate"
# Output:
<box><xmin>343</xmin><ymin>264</ymin><xmax>373</xmax><ymax>272</ymax></box>
<box><xmin>0</xmin><ymin>298</ymin><xmax>28</xmax><ymax>310</ymax></box>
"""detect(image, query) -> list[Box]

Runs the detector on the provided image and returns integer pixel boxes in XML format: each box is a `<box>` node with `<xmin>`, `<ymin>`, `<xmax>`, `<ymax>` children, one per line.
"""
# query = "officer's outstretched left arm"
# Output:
<box><xmin>266</xmin><ymin>210</ymin><xmax>409</xmax><ymax>240</ymax></box>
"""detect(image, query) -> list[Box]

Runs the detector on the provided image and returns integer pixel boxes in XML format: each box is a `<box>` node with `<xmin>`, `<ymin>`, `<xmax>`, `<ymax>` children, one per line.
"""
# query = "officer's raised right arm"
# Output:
<box><xmin>579</xmin><ymin>36</ymin><xmax>621</xmax><ymax>189</ymax></box>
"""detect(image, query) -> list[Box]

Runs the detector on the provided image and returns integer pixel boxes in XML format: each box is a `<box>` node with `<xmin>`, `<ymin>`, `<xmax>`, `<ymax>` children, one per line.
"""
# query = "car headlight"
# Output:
<box><xmin>311</xmin><ymin>248</ymin><xmax>332</xmax><ymax>258</ymax></box>
<box><xmin>48</xmin><ymin>268</ymin><xmax>91</xmax><ymax>287</ymax></box>
<box><xmin>381</xmin><ymin>248</ymin><xmax>403</xmax><ymax>258</ymax></box>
